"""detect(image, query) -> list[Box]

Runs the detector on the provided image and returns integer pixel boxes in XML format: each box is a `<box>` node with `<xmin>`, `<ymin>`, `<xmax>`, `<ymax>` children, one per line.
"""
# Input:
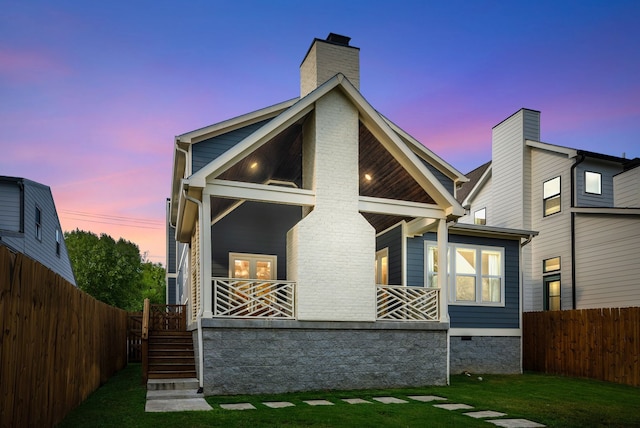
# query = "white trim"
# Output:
<box><xmin>178</xmin><ymin>98</ymin><xmax>298</xmax><ymax>144</ymax></box>
<box><xmin>449</xmin><ymin>328</ymin><xmax>521</xmax><ymax>337</ymax></box>
<box><xmin>208</xmin><ymin>179</ymin><xmax>315</xmax><ymax>206</ymax></box>
<box><xmin>375</xmin><ymin>248</ymin><xmax>389</xmax><ymax>285</ymax></box>
<box><xmin>462</xmin><ymin>165</ymin><xmax>492</xmax><ymax>208</ymax></box>
<box><xmin>525</xmin><ymin>139</ymin><xmax>577</xmax><ymax>158</ymax></box>
<box><xmin>359</xmin><ymin>196</ymin><xmax>445</xmax><ymax>219</ymax></box>
<box><xmin>401</xmin><ymin>221</ymin><xmax>408</xmax><ymax>287</ymax></box>
<box><xmin>571</xmin><ymin>207</ymin><xmax>640</xmax><ymax>215</ymax></box>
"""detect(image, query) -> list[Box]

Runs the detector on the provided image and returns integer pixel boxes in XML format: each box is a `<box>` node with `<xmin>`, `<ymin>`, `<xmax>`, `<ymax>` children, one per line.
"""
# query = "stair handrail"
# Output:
<box><xmin>141</xmin><ymin>298</ymin><xmax>150</xmax><ymax>384</ymax></box>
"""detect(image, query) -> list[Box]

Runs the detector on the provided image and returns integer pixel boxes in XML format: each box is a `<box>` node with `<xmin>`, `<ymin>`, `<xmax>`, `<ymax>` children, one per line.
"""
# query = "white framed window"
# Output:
<box><xmin>543</xmin><ymin>176</ymin><xmax>561</xmax><ymax>217</ymax></box>
<box><xmin>585</xmin><ymin>171</ymin><xmax>601</xmax><ymax>195</ymax></box>
<box><xmin>35</xmin><ymin>206</ymin><xmax>42</xmax><ymax>241</ymax></box>
<box><xmin>55</xmin><ymin>229</ymin><xmax>61</xmax><ymax>257</ymax></box>
<box><xmin>474</xmin><ymin>208</ymin><xmax>486</xmax><ymax>225</ymax></box>
<box><xmin>426</xmin><ymin>242</ymin><xmax>505</xmax><ymax>306</ymax></box>
<box><xmin>375</xmin><ymin>248</ymin><xmax>389</xmax><ymax>285</ymax></box>
<box><xmin>229</xmin><ymin>253</ymin><xmax>276</xmax><ymax>280</ymax></box>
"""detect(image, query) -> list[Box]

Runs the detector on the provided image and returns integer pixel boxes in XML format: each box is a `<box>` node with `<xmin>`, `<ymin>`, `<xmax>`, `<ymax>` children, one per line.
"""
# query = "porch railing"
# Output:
<box><xmin>376</xmin><ymin>285</ymin><xmax>440</xmax><ymax>321</ymax></box>
<box><xmin>212</xmin><ymin>278</ymin><xmax>295</xmax><ymax>319</ymax></box>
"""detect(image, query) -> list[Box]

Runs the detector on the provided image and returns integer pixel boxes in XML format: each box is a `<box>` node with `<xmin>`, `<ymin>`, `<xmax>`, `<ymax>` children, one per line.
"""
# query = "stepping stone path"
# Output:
<box><xmin>145</xmin><ymin>385</ymin><xmax>546</xmax><ymax>427</ymax></box>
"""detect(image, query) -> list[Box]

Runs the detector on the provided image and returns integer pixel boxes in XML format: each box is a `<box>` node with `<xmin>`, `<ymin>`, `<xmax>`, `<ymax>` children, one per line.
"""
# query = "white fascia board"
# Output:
<box><xmin>382</xmin><ymin>116</ymin><xmax>468</xmax><ymax>183</ymax></box>
<box><xmin>461</xmin><ymin>165</ymin><xmax>492</xmax><ymax>208</ymax></box>
<box><xmin>337</xmin><ymin>80</ymin><xmax>465</xmax><ymax>218</ymax></box>
<box><xmin>207</xmin><ymin>179</ymin><xmax>315</xmax><ymax>206</ymax></box>
<box><xmin>571</xmin><ymin>207</ymin><xmax>640</xmax><ymax>215</ymax></box>
<box><xmin>405</xmin><ymin>217</ymin><xmax>439</xmax><ymax>237</ymax></box>
<box><xmin>358</xmin><ymin>196</ymin><xmax>445</xmax><ymax>219</ymax></box>
<box><xmin>177</xmin><ymin>98</ymin><xmax>299</xmax><ymax>144</ymax></box>
<box><xmin>526</xmin><ymin>140</ymin><xmax>578</xmax><ymax>158</ymax></box>
<box><xmin>449</xmin><ymin>328</ymin><xmax>521</xmax><ymax>337</ymax></box>
<box><xmin>175</xmin><ymin>184</ymin><xmax>201</xmax><ymax>243</ymax></box>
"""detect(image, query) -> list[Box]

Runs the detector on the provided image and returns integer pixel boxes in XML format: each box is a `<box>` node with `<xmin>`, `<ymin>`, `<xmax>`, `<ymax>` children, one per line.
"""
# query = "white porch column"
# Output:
<box><xmin>437</xmin><ymin>219</ymin><xmax>449</xmax><ymax>323</ymax></box>
<box><xmin>201</xmin><ymin>192</ymin><xmax>213</xmax><ymax>318</ymax></box>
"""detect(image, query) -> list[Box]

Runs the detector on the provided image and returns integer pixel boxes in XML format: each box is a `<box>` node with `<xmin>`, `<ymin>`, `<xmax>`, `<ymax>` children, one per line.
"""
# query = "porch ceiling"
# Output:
<box><xmin>209</xmin><ymin>118</ymin><xmax>440</xmax><ymax>233</ymax></box>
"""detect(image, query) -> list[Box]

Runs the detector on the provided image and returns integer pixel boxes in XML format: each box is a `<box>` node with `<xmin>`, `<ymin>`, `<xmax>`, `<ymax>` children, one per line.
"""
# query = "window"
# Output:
<box><xmin>543</xmin><ymin>257</ymin><xmax>560</xmax><ymax>273</ymax></box>
<box><xmin>375</xmin><ymin>248</ymin><xmax>389</xmax><ymax>285</ymax></box>
<box><xmin>474</xmin><ymin>208</ymin><xmax>486</xmax><ymax>225</ymax></box>
<box><xmin>585</xmin><ymin>171</ymin><xmax>601</xmax><ymax>195</ymax></box>
<box><xmin>544</xmin><ymin>275</ymin><xmax>561</xmax><ymax>311</ymax></box>
<box><xmin>543</xmin><ymin>176</ymin><xmax>561</xmax><ymax>217</ymax></box>
<box><xmin>229</xmin><ymin>253</ymin><xmax>276</xmax><ymax>280</ymax></box>
<box><xmin>426</xmin><ymin>242</ymin><xmax>504</xmax><ymax>306</ymax></box>
<box><xmin>35</xmin><ymin>207</ymin><xmax>42</xmax><ymax>241</ymax></box>
<box><xmin>55</xmin><ymin>229</ymin><xmax>61</xmax><ymax>257</ymax></box>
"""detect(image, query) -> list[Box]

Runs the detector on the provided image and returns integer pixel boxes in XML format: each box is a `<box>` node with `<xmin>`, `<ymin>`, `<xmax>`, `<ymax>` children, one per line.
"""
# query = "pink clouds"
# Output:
<box><xmin>0</xmin><ymin>47</ymin><xmax>70</xmax><ymax>83</ymax></box>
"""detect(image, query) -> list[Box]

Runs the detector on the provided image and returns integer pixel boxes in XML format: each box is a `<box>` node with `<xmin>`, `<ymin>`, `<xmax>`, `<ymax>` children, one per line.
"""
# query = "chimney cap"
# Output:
<box><xmin>326</xmin><ymin>33</ymin><xmax>351</xmax><ymax>46</ymax></box>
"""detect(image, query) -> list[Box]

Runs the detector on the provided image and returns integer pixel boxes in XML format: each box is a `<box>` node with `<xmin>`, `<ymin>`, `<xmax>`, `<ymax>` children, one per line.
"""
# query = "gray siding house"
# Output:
<box><xmin>0</xmin><ymin>176</ymin><xmax>76</xmax><ymax>285</ymax></box>
<box><xmin>166</xmin><ymin>34</ymin><xmax>536</xmax><ymax>394</ymax></box>
<box><xmin>458</xmin><ymin>109</ymin><xmax>640</xmax><ymax>311</ymax></box>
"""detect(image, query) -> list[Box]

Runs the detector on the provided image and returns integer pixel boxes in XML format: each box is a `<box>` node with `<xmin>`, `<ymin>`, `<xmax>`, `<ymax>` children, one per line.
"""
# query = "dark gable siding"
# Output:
<box><xmin>376</xmin><ymin>224</ymin><xmax>402</xmax><ymax>286</ymax></box>
<box><xmin>192</xmin><ymin>119</ymin><xmax>272</xmax><ymax>174</ymax></box>
<box><xmin>167</xmin><ymin>277</ymin><xmax>177</xmax><ymax>305</ymax></box>
<box><xmin>407</xmin><ymin>232</ymin><xmax>520</xmax><ymax>329</ymax></box>
<box><xmin>576</xmin><ymin>159</ymin><xmax>622</xmax><ymax>208</ymax></box>
<box><xmin>211</xmin><ymin>201</ymin><xmax>301</xmax><ymax>279</ymax></box>
<box><xmin>419</xmin><ymin>159</ymin><xmax>454</xmax><ymax>195</ymax></box>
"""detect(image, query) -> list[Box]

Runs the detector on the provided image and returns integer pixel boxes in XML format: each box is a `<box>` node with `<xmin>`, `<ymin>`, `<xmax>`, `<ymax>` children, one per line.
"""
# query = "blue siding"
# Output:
<box><xmin>167</xmin><ymin>277</ymin><xmax>177</xmax><ymax>305</ymax></box>
<box><xmin>211</xmin><ymin>201</ymin><xmax>301</xmax><ymax>279</ymax></box>
<box><xmin>407</xmin><ymin>232</ymin><xmax>520</xmax><ymax>329</ymax></box>
<box><xmin>576</xmin><ymin>159</ymin><xmax>622</xmax><ymax>208</ymax></box>
<box><xmin>419</xmin><ymin>159</ymin><xmax>454</xmax><ymax>195</ymax></box>
<box><xmin>376</xmin><ymin>224</ymin><xmax>402</xmax><ymax>285</ymax></box>
<box><xmin>192</xmin><ymin>119</ymin><xmax>272</xmax><ymax>174</ymax></box>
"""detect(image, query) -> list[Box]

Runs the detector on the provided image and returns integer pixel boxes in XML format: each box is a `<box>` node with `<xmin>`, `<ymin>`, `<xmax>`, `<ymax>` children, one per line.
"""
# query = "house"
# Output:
<box><xmin>457</xmin><ymin>109</ymin><xmax>640</xmax><ymax>312</ymax></box>
<box><xmin>166</xmin><ymin>34</ymin><xmax>536</xmax><ymax>395</ymax></box>
<box><xmin>0</xmin><ymin>176</ymin><xmax>76</xmax><ymax>285</ymax></box>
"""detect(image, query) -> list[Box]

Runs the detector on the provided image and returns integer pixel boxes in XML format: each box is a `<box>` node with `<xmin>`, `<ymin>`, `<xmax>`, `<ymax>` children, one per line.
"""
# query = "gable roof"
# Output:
<box><xmin>186</xmin><ymin>74</ymin><xmax>463</xmax><ymax>214</ymax></box>
<box><xmin>456</xmin><ymin>161</ymin><xmax>491</xmax><ymax>205</ymax></box>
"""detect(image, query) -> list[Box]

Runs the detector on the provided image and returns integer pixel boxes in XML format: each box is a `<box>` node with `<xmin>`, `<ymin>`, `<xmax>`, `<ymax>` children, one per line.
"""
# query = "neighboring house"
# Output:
<box><xmin>458</xmin><ymin>109</ymin><xmax>640</xmax><ymax>312</ymax></box>
<box><xmin>166</xmin><ymin>34</ymin><xmax>536</xmax><ymax>394</ymax></box>
<box><xmin>0</xmin><ymin>176</ymin><xmax>76</xmax><ymax>285</ymax></box>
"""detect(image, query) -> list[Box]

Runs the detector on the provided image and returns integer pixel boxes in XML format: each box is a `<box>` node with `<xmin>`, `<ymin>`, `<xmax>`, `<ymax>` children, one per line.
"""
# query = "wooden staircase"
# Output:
<box><xmin>147</xmin><ymin>330</ymin><xmax>197</xmax><ymax>379</ymax></box>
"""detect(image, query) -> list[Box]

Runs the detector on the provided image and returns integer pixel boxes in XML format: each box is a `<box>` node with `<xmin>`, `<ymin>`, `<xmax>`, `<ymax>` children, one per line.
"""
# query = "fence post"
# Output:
<box><xmin>141</xmin><ymin>298</ymin><xmax>150</xmax><ymax>384</ymax></box>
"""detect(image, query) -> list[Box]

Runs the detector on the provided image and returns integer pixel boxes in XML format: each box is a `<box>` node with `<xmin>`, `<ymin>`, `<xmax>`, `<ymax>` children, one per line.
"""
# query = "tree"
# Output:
<box><xmin>140</xmin><ymin>255</ymin><xmax>166</xmax><ymax>305</ymax></box>
<box><xmin>64</xmin><ymin>229</ymin><xmax>161</xmax><ymax>311</ymax></box>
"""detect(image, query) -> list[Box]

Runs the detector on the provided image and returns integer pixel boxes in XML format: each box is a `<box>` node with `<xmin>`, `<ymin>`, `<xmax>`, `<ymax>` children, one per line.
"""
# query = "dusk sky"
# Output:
<box><xmin>1</xmin><ymin>1</ymin><xmax>638</xmax><ymax>266</ymax></box>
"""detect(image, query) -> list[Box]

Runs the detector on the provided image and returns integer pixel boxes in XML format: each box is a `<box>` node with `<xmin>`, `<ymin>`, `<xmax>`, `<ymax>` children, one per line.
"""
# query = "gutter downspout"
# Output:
<box><xmin>520</xmin><ymin>234</ymin><xmax>534</xmax><ymax>374</ymax></box>
<box><xmin>570</xmin><ymin>154</ymin><xmax>585</xmax><ymax>310</ymax></box>
<box><xmin>183</xmin><ymin>189</ymin><xmax>205</xmax><ymax>393</ymax></box>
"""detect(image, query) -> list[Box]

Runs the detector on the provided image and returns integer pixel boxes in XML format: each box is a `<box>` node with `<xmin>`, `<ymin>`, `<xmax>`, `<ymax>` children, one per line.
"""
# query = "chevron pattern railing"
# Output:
<box><xmin>212</xmin><ymin>278</ymin><xmax>295</xmax><ymax>319</ymax></box>
<box><xmin>376</xmin><ymin>285</ymin><xmax>440</xmax><ymax>321</ymax></box>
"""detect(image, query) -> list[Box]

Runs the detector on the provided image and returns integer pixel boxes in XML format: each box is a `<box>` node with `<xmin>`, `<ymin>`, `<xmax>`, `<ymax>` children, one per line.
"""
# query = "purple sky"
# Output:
<box><xmin>1</xmin><ymin>1</ymin><xmax>638</xmax><ymax>266</ymax></box>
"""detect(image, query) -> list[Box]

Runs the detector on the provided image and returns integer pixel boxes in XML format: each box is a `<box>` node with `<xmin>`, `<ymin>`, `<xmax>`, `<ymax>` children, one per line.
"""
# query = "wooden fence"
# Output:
<box><xmin>127</xmin><ymin>312</ymin><xmax>142</xmax><ymax>362</ymax></box>
<box><xmin>0</xmin><ymin>245</ymin><xmax>128</xmax><ymax>427</ymax></box>
<box><xmin>523</xmin><ymin>307</ymin><xmax>640</xmax><ymax>387</ymax></box>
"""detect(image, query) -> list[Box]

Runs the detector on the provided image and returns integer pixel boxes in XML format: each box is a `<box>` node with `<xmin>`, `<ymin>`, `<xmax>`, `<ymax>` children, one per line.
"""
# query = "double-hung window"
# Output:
<box><xmin>35</xmin><ymin>207</ymin><xmax>42</xmax><ymax>241</ymax></box>
<box><xmin>426</xmin><ymin>242</ymin><xmax>505</xmax><ymax>306</ymax></box>
<box><xmin>585</xmin><ymin>171</ymin><xmax>601</xmax><ymax>195</ymax></box>
<box><xmin>474</xmin><ymin>208</ymin><xmax>486</xmax><ymax>225</ymax></box>
<box><xmin>543</xmin><ymin>176</ymin><xmax>561</xmax><ymax>217</ymax></box>
<box><xmin>543</xmin><ymin>257</ymin><xmax>561</xmax><ymax>311</ymax></box>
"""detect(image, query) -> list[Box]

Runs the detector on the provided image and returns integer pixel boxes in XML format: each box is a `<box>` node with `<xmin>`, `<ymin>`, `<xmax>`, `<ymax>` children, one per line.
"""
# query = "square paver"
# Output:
<box><xmin>465</xmin><ymin>410</ymin><xmax>507</xmax><ymax>418</ymax></box>
<box><xmin>407</xmin><ymin>395</ymin><xmax>447</xmax><ymax>402</ymax></box>
<box><xmin>303</xmin><ymin>399</ymin><xmax>334</xmax><ymax>406</ymax></box>
<box><xmin>342</xmin><ymin>398</ymin><xmax>372</xmax><ymax>404</ymax></box>
<box><xmin>145</xmin><ymin>398</ymin><xmax>213</xmax><ymax>412</ymax></box>
<box><xmin>433</xmin><ymin>403</ymin><xmax>474</xmax><ymax>410</ymax></box>
<box><xmin>487</xmin><ymin>419</ymin><xmax>546</xmax><ymax>428</ymax></box>
<box><xmin>263</xmin><ymin>401</ymin><xmax>295</xmax><ymax>409</ymax></box>
<box><xmin>220</xmin><ymin>403</ymin><xmax>256</xmax><ymax>410</ymax></box>
<box><xmin>372</xmin><ymin>397</ymin><xmax>408</xmax><ymax>404</ymax></box>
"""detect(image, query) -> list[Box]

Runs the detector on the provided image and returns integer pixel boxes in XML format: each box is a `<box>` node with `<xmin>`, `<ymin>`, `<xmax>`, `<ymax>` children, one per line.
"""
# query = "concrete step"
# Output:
<box><xmin>147</xmin><ymin>377</ymin><xmax>199</xmax><ymax>391</ymax></box>
<box><xmin>146</xmin><ymin>389</ymin><xmax>204</xmax><ymax>401</ymax></box>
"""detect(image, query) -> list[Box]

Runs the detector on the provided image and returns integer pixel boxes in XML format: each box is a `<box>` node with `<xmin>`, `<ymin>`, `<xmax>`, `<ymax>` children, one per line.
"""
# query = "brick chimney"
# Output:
<box><xmin>300</xmin><ymin>33</ymin><xmax>360</xmax><ymax>97</ymax></box>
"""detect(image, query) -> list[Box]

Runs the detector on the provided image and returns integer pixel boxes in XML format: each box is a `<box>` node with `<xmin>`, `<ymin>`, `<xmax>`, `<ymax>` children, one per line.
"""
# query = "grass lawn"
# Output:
<box><xmin>59</xmin><ymin>364</ymin><xmax>640</xmax><ymax>428</ymax></box>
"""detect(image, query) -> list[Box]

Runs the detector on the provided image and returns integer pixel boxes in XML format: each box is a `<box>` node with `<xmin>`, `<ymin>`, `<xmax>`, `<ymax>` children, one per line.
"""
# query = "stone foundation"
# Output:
<box><xmin>449</xmin><ymin>336</ymin><xmax>521</xmax><ymax>374</ymax></box>
<box><xmin>192</xmin><ymin>319</ymin><xmax>448</xmax><ymax>395</ymax></box>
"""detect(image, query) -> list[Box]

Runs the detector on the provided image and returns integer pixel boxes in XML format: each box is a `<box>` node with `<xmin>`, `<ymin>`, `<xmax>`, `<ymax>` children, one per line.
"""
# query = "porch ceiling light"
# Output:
<box><xmin>364</xmin><ymin>173</ymin><xmax>373</xmax><ymax>181</ymax></box>
<box><xmin>250</xmin><ymin>162</ymin><xmax>259</xmax><ymax>170</ymax></box>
